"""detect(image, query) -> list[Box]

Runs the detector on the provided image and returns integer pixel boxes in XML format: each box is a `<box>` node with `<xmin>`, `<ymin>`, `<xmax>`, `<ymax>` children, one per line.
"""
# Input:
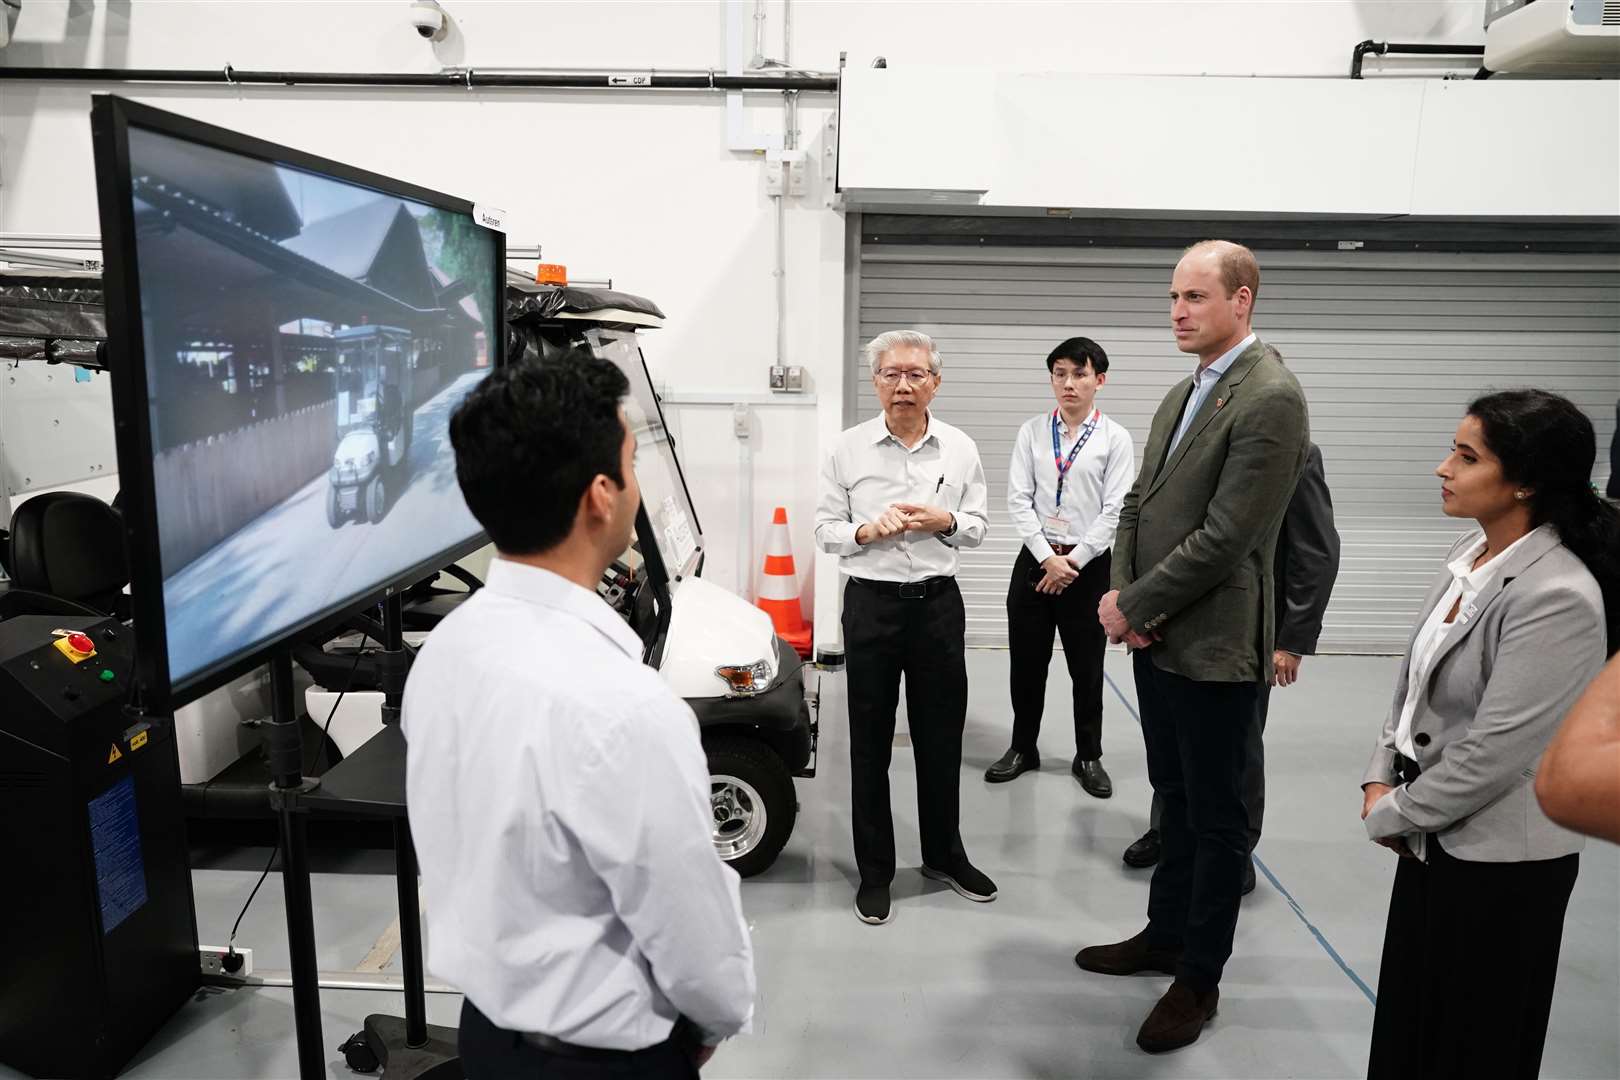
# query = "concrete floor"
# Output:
<box><xmin>10</xmin><ymin>651</ymin><xmax>1615</xmax><ymax>1079</ymax></box>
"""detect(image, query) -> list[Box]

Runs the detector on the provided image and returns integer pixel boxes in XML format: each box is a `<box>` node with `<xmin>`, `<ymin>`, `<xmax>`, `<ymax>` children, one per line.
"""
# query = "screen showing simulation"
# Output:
<box><xmin>123</xmin><ymin>124</ymin><xmax>500</xmax><ymax>693</ymax></box>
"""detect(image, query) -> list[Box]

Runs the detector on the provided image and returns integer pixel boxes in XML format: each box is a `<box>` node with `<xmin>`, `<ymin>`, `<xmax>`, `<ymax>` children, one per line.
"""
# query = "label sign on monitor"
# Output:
<box><xmin>474</xmin><ymin>204</ymin><xmax>508</xmax><ymax>232</ymax></box>
<box><xmin>88</xmin><ymin>776</ymin><xmax>148</xmax><ymax>933</ymax></box>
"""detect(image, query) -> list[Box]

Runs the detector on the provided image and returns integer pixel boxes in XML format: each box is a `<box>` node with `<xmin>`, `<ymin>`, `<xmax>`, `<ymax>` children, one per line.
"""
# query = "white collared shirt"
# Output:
<box><xmin>1393</xmin><ymin>525</ymin><xmax>1551</xmax><ymax>760</ymax></box>
<box><xmin>402</xmin><ymin>559</ymin><xmax>755</xmax><ymax>1049</ymax></box>
<box><xmin>1007</xmin><ymin>408</ymin><xmax>1135</xmax><ymax>568</ymax></box>
<box><xmin>815</xmin><ymin>410</ymin><xmax>989</xmax><ymax>582</ymax></box>
<box><xmin>1167</xmin><ymin>332</ymin><xmax>1256</xmax><ymax>454</ymax></box>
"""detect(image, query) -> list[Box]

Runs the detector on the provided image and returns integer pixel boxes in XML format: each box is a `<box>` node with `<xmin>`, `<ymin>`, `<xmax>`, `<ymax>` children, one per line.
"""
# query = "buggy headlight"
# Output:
<box><xmin>714</xmin><ymin>660</ymin><xmax>772</xmax><ymax>698</ymax></box>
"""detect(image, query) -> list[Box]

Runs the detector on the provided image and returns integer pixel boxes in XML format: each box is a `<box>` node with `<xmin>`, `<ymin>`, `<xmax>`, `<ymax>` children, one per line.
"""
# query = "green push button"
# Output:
<box><xmin>99</xmin><ymin>669</ymin><xmax>116</xmax><ymax>683</ymax></box>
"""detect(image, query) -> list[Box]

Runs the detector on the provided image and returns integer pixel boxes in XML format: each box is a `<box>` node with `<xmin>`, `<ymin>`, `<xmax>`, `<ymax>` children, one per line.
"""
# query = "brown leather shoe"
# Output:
<box><xmin>1074</xmin><ymin>928</ymin><xmax>1181</xmax><ymax>976</ymax></box>
<box><xmin>1135</xmin><ymin>980</ymin><xmax>1218</xmax><ymax>1053</ymax></box>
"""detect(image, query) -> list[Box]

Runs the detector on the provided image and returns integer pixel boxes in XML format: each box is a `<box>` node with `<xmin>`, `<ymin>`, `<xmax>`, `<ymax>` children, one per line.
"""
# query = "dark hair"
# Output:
<box><xmin>1046</xmin><ymin>336</ymin><xmax>1109</xmax><ymax>376</ymax></box>
<box><xmin>1469</xmin><ymin>388</ymin><xmax>1620</xmax><ymax>655</ymax></box>
<box><xmin>449</xmin><ymin>350</ymin><xmax>630</xmax><ymax>555</ymax></box>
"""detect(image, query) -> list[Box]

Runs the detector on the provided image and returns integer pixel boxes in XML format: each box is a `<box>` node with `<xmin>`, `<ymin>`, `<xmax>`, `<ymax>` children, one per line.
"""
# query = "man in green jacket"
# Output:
<box><xmin>1078</xmin><ymin>241</ymin><xmax>1310</xmax><ymax>1054</ymax></box>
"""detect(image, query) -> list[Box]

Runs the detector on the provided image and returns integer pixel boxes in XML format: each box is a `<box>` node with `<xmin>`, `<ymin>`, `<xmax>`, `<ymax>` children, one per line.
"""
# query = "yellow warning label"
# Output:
<box><xmin>107</xmin><ymin>744</ymin><xmax>123</xmax><ymax>765</ymax></box>
<box><xmin>130</xmin><ymin>731</ymin><xmax>149</xmax><ymax>752</ymax></box>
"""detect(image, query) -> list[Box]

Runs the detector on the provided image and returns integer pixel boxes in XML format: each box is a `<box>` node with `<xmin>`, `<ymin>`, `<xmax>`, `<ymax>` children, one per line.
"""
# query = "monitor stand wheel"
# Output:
<box><xmin>339</xmin><ymin>1015</ymin><xmax>460</xmax><ymax>1079</ymax></box>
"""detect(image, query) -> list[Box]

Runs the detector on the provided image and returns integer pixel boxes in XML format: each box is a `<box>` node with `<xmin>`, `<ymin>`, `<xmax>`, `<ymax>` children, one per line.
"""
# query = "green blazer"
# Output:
<box><xmin>1112</xmin><ymin>340</ymin><xmax>1310</xmax><ymax>683</ymax></box>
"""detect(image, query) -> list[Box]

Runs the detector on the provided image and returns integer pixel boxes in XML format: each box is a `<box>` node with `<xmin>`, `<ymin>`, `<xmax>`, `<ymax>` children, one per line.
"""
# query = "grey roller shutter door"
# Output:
<box><xmin>854</xmin><ymin>245</ymin><xmax>1620</xmax><ymax>652</ymax></box>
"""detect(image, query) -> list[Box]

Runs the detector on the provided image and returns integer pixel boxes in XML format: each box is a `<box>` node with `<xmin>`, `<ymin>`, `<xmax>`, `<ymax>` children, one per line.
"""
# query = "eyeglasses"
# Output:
<box><xmin>876</xmin><ymin>369</ymin><xmax>935</xmax><ymax>386</ymax></box>
<box><xmin>1050</xmin><ymin>370</ymin><xmax>1092</xmax><ymax>385</ymax></box>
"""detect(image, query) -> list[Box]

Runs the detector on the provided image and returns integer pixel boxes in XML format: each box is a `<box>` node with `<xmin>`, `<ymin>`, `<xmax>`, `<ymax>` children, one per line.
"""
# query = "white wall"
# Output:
<box><xmin>0</xmin><ymin>1</ymin><xmax>1515</xmax><ymax>644</ymax></box>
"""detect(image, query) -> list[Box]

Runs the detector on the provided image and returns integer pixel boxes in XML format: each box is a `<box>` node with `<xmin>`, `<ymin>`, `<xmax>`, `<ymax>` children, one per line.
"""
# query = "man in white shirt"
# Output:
<box><xmin>987</xmin><ymin>337</ymin><xmax>1135</xmax><ymax>794</ymax></box>
<box><xmin>403</xmin><ymin>352</ymin><xmax>755</xmax><ymax>1078</ymax></box>
<box><xmin>815</xmin><ymin>329</ymin><xmax>996</xmax><ymax>926</ymax></box>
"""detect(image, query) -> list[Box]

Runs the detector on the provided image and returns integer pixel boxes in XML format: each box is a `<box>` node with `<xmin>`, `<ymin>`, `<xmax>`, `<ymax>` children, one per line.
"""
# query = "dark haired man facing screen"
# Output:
<box><xmin>403</xmin><ymin>353</ymin><xmax>755</xmax><ymax>1078</ymax></box>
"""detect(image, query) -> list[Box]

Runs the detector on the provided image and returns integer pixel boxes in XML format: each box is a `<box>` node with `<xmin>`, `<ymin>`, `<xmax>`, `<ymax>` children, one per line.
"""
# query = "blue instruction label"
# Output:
<box><xmin>88</xmin><ymin>776</ymin><xmax>148</xmax><ymax>933</ymax></box>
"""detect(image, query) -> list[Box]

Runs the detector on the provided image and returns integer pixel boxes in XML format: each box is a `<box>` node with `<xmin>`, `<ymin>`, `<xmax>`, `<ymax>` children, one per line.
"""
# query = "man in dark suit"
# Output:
<box><xmin>1081</xmin><ymin>240</ymin><xmax>1310</xmax><ymax>1054</ymax></box>
<box><xmin>1121</xmin><ymin>443</ymin><xmax>1342</xmax><ymax>893</ymax></box>
<box><xmin>1607</xmin><ymin>398</ymin><xmax>1618</xmax><ymax>500</ymax></box>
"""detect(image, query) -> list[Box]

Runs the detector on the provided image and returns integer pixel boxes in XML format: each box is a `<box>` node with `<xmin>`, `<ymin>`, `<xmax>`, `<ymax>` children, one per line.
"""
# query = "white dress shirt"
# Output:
<box><xmin>402</xmin><ymin>558</ymin><xmax>755</xmax><ymax>1049</ymax></box>
<box><xmin>1007</xmin><ymin>409</ymin><xmax>1135</xmax><ymax>568</ymax></box>
<box><xmin>1167</xmin><ymin>332</ymin><xmax>1256</xmax><ymax>454</ymax></box>
<box><xmin>1392</xmin><ymin>526</ymin><xmax>1551</xmax><ymax>761</ymax></box>
<box><xmin>815</xmin><ymin>411</ymin><xmax>989</xmax><ymax>582</ymax></box>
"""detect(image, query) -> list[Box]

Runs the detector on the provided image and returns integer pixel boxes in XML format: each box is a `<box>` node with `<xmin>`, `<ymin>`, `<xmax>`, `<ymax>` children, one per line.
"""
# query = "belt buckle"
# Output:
<box><xmin>898</xmin><ymin>581</ymin><xmax>927</xmax><ymax>599</ymax></box>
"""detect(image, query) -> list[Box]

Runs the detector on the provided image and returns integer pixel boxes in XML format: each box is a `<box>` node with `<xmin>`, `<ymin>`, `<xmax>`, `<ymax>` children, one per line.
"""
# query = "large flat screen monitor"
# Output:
<box><xmin>91</xmin><ymin>96</ymin><xmax>504</xmax><ymax>708</ymax></box>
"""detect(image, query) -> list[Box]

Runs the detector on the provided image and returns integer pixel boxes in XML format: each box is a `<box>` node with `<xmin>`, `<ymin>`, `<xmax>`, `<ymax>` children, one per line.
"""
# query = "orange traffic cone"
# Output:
<box><xmin>757</xmin><ymin>506</ymin><xmax>813</xmax><ymax>658</ymax></box>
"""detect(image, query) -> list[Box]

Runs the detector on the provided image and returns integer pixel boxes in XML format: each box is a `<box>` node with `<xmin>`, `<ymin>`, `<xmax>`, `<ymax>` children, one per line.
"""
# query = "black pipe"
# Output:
<box><xmin>376</xmin><ymin>594</ymin><xmax>429</xmax><ymax>1049</ymax></box>
<box><xmin>267</xmin><ymin>650</ymin><xmax>326</xmax><ymax>1080</ymax></box>
<box><xmin>394</xmin><ymin>822</ymin><xmax>428</xmax><ymax>1048</ymax></box>
<box><xmin>1351</xmin><ymin>40</ymin><xmax>1488</xmax><ymax>80</ymax></box>
<box><xmin>0</xmin><ymin>65</ymin><xmax>838</xmax><ymax>92</ymax></box>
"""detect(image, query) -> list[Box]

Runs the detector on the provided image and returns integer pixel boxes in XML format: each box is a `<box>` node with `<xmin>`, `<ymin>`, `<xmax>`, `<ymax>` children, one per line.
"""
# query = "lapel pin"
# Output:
<box><xmin>1215</xmin><ymin>397</ymin><xmax>1225</xmax><ymax>409</ymax></box>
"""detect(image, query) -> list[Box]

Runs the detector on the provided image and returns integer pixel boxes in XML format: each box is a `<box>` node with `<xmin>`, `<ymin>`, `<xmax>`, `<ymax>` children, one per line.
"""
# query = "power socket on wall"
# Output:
<box><xmin>199</xmin><ymin>945</ymin><xmax>253</xmax><ymax>978</ymax></box>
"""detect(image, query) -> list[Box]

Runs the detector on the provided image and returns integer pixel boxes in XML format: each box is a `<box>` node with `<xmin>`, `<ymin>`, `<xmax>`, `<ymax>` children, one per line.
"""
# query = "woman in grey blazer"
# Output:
<box><xmin>1360</xmin><ymin>389</ymin><xmax>1620</xmax><ymax>1080</ymax></box>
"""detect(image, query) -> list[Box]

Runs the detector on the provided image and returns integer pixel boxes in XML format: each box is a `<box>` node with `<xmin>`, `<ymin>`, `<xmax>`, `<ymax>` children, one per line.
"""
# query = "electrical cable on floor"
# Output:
<box><xmin>223</xmin><ymin>618</ymin><xmax>374</xmax><ymax>972</ymax></box>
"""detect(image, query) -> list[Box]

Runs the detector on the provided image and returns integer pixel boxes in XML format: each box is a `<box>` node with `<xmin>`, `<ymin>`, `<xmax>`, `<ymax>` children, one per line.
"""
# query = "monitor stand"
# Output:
<box><xmin>269</xmin><ymin>593</ymin><xmax>459</xmax><ymax>1079</ymax></box>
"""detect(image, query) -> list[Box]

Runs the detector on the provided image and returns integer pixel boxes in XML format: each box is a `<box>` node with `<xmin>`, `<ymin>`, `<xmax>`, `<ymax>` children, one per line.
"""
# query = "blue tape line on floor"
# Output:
<box><xmin>1103</xmin><ymin>669</ymin><xmax>1378</xmax><ymax>1007</ymax></box>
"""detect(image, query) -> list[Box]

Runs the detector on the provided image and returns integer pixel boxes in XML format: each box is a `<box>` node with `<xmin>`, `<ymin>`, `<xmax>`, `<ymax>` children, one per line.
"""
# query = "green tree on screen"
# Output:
<box><xmin>420</xmin><ymin>209</ymin><xmax>498</xmax><ymax>333</ymax></box>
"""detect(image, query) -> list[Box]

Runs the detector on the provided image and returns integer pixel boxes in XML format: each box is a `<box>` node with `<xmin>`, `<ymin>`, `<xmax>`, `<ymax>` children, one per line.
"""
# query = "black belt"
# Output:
<box><xmin>849</xmin><ymin>575</ymin><xmax>954</xmax><ymax>600</ymax></box>
<box><xmin>1049</xmin><ymin>543</ymin><xmax>1076</xmax><ymax>556</ymax></box>
<box><xmin>1396</xmin><ymin>755</ymin><xmax>1422</xmax><ymax>784</ymax></box>
<box><xmin>523</xmin><ymin>1030</ymin><xmax>681</xmax><ymax>1061</ymax></box>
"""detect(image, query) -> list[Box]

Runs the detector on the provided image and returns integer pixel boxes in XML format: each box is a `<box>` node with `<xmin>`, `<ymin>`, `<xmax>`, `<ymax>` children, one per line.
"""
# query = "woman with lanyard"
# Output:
<box><xmin>988</xmin><ymin>337</ymin><xmax>1136</xmax><ymax>796</ymax></box>
<box><xmin>1360</xmin><ymin>388</ymin><xmax>1620</xmax><ymax>1079</ymax></box>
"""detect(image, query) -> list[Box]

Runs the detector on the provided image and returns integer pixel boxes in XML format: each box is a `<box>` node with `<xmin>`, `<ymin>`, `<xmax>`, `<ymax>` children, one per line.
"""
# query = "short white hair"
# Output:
<box><xmin>863</xmin><ymin>329</ymin><xmax>941</xmax><ymax>376</ymax></box>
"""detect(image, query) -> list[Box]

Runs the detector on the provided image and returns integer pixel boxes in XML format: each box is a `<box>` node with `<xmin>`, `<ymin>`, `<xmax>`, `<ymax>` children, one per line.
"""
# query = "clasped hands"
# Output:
<box><xmin>1360</xmin><ymin>782</ymin><xmax>1417</xmax><ymax>859</ymax></box>
<box><xmin>1097</xmin><ymin>588</ymin><xmax>1158</xmax><ymax>649</ymax></box>
<box><xmin>856</xmin><ymin>503</ymin><xmax>952</xmax><ymax>544</ymax></box>
<box><xmin>1033</xmin><ymin>555</ymin><xmax>1078</xmax><ymax>595</ymax></box>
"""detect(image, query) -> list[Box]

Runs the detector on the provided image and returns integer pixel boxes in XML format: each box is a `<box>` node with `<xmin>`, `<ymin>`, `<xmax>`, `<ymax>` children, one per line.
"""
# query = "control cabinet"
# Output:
<box><xmin>0</xmin><ymin>615</ymin><xmax>198</xmax><ymax>1079</ymax></box>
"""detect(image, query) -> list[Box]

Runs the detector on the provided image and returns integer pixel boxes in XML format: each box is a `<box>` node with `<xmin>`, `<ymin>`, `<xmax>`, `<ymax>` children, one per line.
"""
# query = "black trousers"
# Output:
<box><xmin>1006</xmin><ymin>548</ymin><xmax>1111</xmax><ymax>760</ymax></box>
<box><xmin>1367</xmin><ymin>840</ymin><xmax>1579</xmax><ymax>1080</ymax></box>
<box><xmin>843</xmin><ymin>575</ymin><xmax>969</xmax><ymax>886</ymax></box>
<box><xmin>1149</xmin><ymin>680</ymin><xmax>1270</xmax><ymax>852</ymax></box>
<box><xmin>459</xmin><ymin>999</ymin><xmax>698</xmax><ymax>1080</ymax></box>
<box><xmin>1134</xmin><ymin>649</ymin><xmax>1257</xmax><ymax>993</ymax></box>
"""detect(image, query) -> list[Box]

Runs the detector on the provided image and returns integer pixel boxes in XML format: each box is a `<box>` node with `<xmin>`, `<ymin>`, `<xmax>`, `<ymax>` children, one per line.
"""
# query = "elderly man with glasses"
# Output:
<box><xmin>815</xmin><ymin>329</ymin><xmax>995</xmax><ymax>926</ymax></box>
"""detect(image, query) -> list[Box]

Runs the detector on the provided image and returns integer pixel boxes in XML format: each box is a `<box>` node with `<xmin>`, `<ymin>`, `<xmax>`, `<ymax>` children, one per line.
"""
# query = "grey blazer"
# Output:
<box><xmin>1363</xmin><ymin>527</ymin><xmax>1605</xmax><ymax>862</ymax></box>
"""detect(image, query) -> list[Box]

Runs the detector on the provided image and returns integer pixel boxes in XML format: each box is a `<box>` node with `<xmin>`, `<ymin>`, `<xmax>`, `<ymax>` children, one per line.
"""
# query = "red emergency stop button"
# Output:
<box><xmin>53</xmin><ymin>630</ymin><xmax>98</xmax><ymax>664</ymax></box>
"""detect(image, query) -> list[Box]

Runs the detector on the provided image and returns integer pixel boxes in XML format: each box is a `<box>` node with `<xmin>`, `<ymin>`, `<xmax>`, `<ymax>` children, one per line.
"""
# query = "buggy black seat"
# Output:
<box><xmin>0</xmin><ymin>491</ymin><xmax>129</xmax><ymax>619</ymax></box>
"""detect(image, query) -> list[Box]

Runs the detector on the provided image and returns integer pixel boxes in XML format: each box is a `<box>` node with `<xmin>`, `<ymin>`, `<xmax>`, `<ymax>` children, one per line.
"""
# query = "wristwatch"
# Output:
<box><xmin>941</xmin><ymin>514</ymin><xmax>958</xmax><ymax>538</ymax></box>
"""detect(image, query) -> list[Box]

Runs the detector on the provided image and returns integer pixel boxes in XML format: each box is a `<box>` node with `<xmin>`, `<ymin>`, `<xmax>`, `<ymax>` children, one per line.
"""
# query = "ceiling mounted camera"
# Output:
<box><xmin>408</xmin><ymin>0</ymin><xmax>448</xmax><ymax>41</ymax></box>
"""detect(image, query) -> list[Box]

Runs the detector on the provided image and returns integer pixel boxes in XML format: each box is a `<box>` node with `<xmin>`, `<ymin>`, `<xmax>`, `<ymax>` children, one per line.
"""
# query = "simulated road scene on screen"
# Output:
<box><xmin>125</xmin><ymin>125</ymin><xmax>499</xmax><ymax>691</ymax></box>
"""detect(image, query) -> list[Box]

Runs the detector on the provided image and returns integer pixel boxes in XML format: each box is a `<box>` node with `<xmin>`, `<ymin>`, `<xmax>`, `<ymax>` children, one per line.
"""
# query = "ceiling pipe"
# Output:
<box><xmin>0</xmin><ymin>64</ymin><xmax>838</xmax><ymax>92</ymax></box>
<box><xmin>1349</xmin><ymin>40</ymin><xmax>1488</xmax><ymax>80</ymax></box>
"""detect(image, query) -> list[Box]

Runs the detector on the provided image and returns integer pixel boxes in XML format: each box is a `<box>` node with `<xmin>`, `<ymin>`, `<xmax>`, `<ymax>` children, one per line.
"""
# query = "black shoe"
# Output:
<box><xmin>1122</xmin><ymin>828</ymin><xmax>1161</xmax><ymax>869</ymax></box>
<box><xmin>985</xmin><ymin>748</ymin><xmax>1039</xmax><ymax>783</ymax></box>
<box><xmin>1136</xmin><ymin>980</ymin><xmax>1219</xmax><ymax>1053</ymax></box>
<box><xmin>1074</xmin><ymin>928</ymin><xmax>1182</xmax><ymax>976</ymax></box>
<box><xmin>920</xmin><ymin>860</ymin><xmax>997</xmax><ymax>902</ymax></box>
<box><xmin>855</xmin><ymin>883</ymin><xmax>892</xmax><ymax>925</ymax></box>
<box><xmin>1241</xmin><ymin>857</ymin><xmax>1256</xmax><ymax>897</ymax></box>
<box><xmin>1073</xmin><ymin>757</ymin><xmax>1113</xmax><ymax>798</ymax></box>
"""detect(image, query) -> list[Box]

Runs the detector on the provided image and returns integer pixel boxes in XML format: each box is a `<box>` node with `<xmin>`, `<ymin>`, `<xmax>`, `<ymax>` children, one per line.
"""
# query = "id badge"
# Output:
<box><xmin>1042</xmin><ymin>513</ymin><xmax>1073</xmax><ymax>539</ymax></box>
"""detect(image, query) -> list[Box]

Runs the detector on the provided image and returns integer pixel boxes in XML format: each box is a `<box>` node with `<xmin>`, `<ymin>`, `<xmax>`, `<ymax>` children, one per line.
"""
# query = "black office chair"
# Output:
<box><xmin>0</xmin><ymin>491</ymin><xmax>129</xmax><ymax>620</ymax></box>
